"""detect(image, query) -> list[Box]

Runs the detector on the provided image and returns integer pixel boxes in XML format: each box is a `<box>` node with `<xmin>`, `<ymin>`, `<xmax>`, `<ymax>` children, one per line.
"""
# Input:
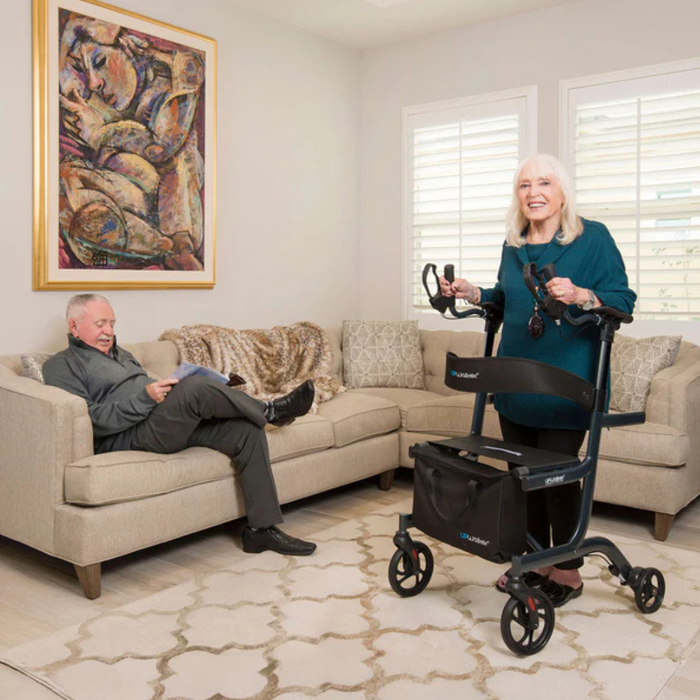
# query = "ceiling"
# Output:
<box><xmin>227</xmin><ymin>0</ymin><xmax>583</xmax><ymax>50</ymax></box>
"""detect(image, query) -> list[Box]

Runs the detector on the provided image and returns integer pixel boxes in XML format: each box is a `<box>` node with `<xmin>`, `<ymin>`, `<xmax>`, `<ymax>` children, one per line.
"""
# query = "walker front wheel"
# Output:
<box><xmin>634</xmin><ymin>568</ymin><xmax>665</xmax><ymax>614</ymax></box>
<box><xmin>388</xmin><ymin>541</ymin><xmax>434</xmax><ymax>597</ymax></box>
<box><xmin>500</xmin><ymin>589</ymin><xmax>555</xmax><ymax>656</ymax></box>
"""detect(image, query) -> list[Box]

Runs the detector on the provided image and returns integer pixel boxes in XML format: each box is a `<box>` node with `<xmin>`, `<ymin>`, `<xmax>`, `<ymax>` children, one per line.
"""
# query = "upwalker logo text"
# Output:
<box><xmin>459</xmin><ymin>532</ymin><xmax>490</xmax><ymax>547</ymax></box>
<box><xmin>545</xmin><ymin>475</ymin><xmax>565</xmax><ymax>485</ymax></box>
<box><xmin>451</xmin><ymin>370</ymin><xmax>479</xmax><ymax>379</ymax></box>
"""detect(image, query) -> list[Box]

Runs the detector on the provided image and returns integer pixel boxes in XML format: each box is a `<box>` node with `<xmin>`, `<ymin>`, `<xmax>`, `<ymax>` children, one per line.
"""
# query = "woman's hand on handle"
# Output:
<box><xmin>545</xmin><ymin>277</ymin><xmax>598</xmax><ymax>307</ymax></box>
<box><xmin>439</xmin><ymin>276</ymin><xmax>481</xmax><ymax>305</ymax></box>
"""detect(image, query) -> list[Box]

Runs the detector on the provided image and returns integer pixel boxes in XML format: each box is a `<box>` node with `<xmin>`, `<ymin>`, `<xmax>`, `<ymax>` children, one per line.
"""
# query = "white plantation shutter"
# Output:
<box><xmin>562</xmin><ymin>62</ymin><xmax>700</xmax><ymax>319</ymax></box>
<box><xmin>404</xmin><ymin>89</ymin><xmax>536</xmax><ymax>321</ymax></box>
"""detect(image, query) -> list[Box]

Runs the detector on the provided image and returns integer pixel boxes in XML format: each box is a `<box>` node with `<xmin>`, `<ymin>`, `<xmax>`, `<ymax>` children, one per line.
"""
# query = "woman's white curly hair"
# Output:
<box><xmin>505</xmin><ymin>153</ymin><xmax>583</xmax><ymax>248</ymax></box>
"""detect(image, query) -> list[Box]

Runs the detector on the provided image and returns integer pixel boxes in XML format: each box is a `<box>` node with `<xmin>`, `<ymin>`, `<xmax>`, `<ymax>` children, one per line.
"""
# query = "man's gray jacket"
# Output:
<box><xmin>43</xmin><ymin>335</ymin><xmax>157</xmax><ymax>451</ymax></box>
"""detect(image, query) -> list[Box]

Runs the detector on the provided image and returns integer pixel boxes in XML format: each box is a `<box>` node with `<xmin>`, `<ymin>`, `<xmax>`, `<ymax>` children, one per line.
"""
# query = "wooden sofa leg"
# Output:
<box><xmin>654</xmin><ymin>512</ymin><xmax>675</xmax><ymax>542</ymax></box>
<box><xmin>75</xmin><ymin>563</ymin><xmax>102</xmax><ymax>599</ymax></box>
<box><xmin>379</xmin><ymin>469</ymin><xmax>396</xmax><ymax>491</ymax></box>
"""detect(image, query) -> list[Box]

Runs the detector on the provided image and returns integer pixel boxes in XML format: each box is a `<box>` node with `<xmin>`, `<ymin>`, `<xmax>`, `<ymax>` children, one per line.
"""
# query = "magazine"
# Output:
<box><xmin>169</xmin><ymin>362</ymin><xmax>229</xmax><ymax>384</ymax></box>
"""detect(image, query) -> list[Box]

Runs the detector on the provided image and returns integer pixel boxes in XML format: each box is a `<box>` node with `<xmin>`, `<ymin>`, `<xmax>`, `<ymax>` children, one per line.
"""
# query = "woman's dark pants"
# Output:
<box><xmin>499</xmin><ymin>414</ymin><xmax>586</xmax><ymax>570</ymax></box>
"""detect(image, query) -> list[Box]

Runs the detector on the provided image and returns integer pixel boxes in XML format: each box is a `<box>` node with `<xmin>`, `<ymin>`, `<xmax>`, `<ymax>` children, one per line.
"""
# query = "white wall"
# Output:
<box><xmin>358</xmin><ymin>0</ymin><xmax>700</xmax><ymax>342</ymax></box>
<box><xmin>5</xmin><ymin>0</ymin><xmax>700</xmax><ymax>355</ymax></box>
<box><xmin>1</xmin><ymin>0</ymin><xmax>360</xmax><ymax>355</ymax></box>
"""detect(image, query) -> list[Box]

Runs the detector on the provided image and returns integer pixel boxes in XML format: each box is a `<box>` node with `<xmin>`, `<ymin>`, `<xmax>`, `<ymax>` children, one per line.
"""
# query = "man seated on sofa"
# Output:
<box><xmin>44</xmin><ymin>294</ymin><xmax>317</xmax><ymax>556</ymax></box>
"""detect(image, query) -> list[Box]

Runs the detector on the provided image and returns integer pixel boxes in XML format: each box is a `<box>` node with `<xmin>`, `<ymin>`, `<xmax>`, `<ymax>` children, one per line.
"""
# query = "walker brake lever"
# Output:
<box><xmin>523</xmin><ymin>263</ymin><xmax>567</xmax><ymax>322</ymax></box>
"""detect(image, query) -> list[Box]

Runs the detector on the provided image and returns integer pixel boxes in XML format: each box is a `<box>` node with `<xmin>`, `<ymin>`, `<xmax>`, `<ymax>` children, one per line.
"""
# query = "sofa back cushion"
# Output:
<box><xmin>420</xmin><ymin>329</ymin><xmax>495</xmax><ymax>395</ymax></box>
<box><xmin>122</xmin><ymin>340</ymin><xmax>181</xmax><ymax>380</ymax></box>
<box><xmin>324</xmin><ymin>327</ymin><xmax>344</xmax><ymax>384</ymax></box>
<box><xmin>10</xmin><ymin>341</ymin><xmax>180</xmax><ymax>385</ymax></box>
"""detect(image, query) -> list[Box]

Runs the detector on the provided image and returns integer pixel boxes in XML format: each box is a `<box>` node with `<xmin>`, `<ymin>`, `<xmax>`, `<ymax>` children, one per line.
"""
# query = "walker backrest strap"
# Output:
<box><xmin>445</xmin><ymin>354</ymin><xmax>595</xmax><ymax>410</ymax></box>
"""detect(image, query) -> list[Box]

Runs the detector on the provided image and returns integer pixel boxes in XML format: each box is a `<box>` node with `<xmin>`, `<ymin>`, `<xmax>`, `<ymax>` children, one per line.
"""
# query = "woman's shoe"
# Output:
<box><xmin>539</xmin><ymin>580</ymin><xmax>583</xmax><ymax>607</ymax></box>
<box><xmin>496</xmin><ymin>570</ymin><xmax>549</xmax><ymax>593</ymax></box>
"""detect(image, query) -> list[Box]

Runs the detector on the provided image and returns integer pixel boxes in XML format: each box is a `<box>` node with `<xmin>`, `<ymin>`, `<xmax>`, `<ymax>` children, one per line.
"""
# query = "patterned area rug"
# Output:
<box><xmin>2</xmin><ymin>499</ymin><xmax>700</xmax><ymax>700</ymax></box>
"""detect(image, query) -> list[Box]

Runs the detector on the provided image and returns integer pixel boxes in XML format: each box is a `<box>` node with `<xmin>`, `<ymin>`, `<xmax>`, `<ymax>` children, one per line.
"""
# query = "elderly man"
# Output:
<box><xmin>44</xmin><ymin>294</ymin><xmax>317</xmax><ymax>555</ymax></box>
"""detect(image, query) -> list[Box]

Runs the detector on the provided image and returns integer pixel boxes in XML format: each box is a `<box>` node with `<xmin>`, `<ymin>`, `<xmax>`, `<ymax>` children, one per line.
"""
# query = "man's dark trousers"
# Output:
<box><xmin>109</xmin><ymin>375</ymin><xmax>283</xmax><ymax>529</ymax></box>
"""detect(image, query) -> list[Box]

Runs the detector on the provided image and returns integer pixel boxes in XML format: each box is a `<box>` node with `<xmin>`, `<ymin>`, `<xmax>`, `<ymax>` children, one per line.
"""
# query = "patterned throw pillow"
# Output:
<box><xmin>610</xmin><ymin>335</ymin><xmax>682</xmax><ymax>412</ymax></box>
<box><xmin>20</xmin><ymin>352</ymin><xmax>54</xmax><ymax>384</ymax></box>
<box><xmin>342</xmin><ymin>320</ymin><xmax>424</xmax><ymax>389</ymax></box>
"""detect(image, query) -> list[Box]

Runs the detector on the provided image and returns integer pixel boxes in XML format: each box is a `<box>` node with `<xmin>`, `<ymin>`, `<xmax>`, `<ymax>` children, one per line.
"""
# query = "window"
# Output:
<box><xmin>561</xmin><ymin>60</ymin><xmax>700</xmax><ymax>320</ymax></box>
<box><xmin>403</xmin><ymin>88</ymin><xmax>537</xmax><ymax>323</ymax></box>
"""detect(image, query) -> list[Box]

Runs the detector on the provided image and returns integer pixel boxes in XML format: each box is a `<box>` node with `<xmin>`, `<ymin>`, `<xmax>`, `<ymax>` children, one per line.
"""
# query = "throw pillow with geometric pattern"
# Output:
<box><xmin>609</xmin><ymin>335</ymin><xmax>682</xmax><ymax>412</ymax></box>
<box><xmin>20</xmin><ymin>352</ymin><xmax>54</xmax><ymax>384</ymax></box>
<box><xmin>342</xmin><ymin>320</ymin><xmax>424</xmax><ymax>389</ymax></box>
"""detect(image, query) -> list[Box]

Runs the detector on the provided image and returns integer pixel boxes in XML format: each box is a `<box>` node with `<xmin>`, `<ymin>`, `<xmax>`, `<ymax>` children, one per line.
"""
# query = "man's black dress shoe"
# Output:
<box><xmin>242</xmin><ymin>525</ymin><xmax>317</xmax><ymax>556</ymax></box>
<box><xmin>269</xmin><ymin>379</ymin><xmax>315</xmax><ymax>427</ymax></box>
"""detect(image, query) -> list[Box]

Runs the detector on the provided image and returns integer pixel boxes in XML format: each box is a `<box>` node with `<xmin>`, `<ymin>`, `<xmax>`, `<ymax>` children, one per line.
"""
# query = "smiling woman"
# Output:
<box><xmin>439</xmin><ymin>152</ymin><xmax>637</xmax><ymax>607</ymax></box>
<box><xmin>506</xmin><ymin>153</ymin><xmax>581</xmax><ymax>248</ymax></box>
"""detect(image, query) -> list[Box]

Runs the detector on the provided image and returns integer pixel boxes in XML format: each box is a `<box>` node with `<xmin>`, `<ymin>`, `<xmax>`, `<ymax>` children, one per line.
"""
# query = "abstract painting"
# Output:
<box><xmin>33</xmin><ymin>0</ymin><xmax>216</xmax><ymax>289</ymax></box>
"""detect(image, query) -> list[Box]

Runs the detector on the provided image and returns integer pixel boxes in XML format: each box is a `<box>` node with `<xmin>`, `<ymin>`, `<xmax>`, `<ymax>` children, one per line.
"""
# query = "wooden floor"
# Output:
<box><xmin>1</xmin><ymin>468</ymin><xmax>699</xmax><ymax>698</ymax></box>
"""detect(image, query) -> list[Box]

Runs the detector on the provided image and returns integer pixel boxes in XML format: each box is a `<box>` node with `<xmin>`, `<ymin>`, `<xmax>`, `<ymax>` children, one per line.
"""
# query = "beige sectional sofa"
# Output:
<box><xmin>1</xmin><ymin>327</ymin><xmax>699</xmax><ymax>599</ymax></box>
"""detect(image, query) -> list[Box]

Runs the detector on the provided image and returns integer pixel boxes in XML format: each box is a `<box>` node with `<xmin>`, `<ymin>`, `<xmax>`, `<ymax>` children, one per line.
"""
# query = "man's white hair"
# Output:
<box><xmin>66</xmin><ymin>294</ymin><xmax>111</xmax><ymax>323</ymax></box>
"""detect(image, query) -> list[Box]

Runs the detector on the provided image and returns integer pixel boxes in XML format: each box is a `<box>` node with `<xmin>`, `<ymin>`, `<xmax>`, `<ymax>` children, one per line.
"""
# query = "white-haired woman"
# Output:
<box><xmin>441</xmin><ymin>153</ymin><xmax>636</xmax><ymax>607</ymax></box>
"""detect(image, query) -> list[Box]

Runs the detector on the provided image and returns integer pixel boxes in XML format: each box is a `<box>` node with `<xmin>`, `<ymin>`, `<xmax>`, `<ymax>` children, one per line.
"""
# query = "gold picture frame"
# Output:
<box><xmin>33</xmin><ymin>0</ymin><xmax>216</xmax><ymax>290</ymax></box>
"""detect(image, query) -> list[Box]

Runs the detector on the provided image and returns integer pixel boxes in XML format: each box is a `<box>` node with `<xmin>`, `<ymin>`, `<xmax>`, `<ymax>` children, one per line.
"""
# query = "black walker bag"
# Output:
<box><xmin>412</xmin><ymin>443</ymin><xmax>527</xmax><ymax>563</ymax></box>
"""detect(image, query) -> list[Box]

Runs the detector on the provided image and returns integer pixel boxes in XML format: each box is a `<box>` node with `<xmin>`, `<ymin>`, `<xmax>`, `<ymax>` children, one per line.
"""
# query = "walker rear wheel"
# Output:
<box><xmin>500</xmin><ymin>589</ymin><xmax>555</xmax><ymax>656</ymax></box>
<box><xmin>388</xmin><ymin>541</ymin><xmax>434</xmax><ymax>597</ymax></box>
<box><xmin>634</xmin><ymin>568</ymin><xmax>665</xmax><ymax>614</ymax></box>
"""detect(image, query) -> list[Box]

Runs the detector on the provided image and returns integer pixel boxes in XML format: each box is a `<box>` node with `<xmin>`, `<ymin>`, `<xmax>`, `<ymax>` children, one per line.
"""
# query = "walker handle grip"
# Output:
<box><xmin>540</xmin><ymin>263</ymin><xmax>558</xmax><ymax>282</ymax></box>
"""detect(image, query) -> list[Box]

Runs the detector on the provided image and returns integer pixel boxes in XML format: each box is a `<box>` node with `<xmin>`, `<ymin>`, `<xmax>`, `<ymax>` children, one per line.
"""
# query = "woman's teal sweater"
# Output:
<box><xmin>479</xmin><ymin>218</ymin><xmax>636</xmax><ymax>430</ymax></box>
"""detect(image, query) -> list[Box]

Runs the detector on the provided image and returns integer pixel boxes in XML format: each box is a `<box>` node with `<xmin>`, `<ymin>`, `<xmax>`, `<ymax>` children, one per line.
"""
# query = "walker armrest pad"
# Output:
<box><xmin>601</xmin><ymin>412</ymin><xmax>645</xmax><ymax>428</ymax></box>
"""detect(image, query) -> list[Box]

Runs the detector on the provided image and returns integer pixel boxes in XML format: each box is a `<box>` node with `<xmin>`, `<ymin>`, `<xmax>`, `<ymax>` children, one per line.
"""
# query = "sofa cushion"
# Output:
<box><xmin>266</xmin><ymin>414</ymin><xmax>335</xmax><ymax>462</ymax></box>
<box><xmin>65</xmin><ymin>448</ymin><xmax>236</xmax><ymax>506</ymax></box>
<box><xmin>317</xmin><ymin>391</ymin><xmax>400</xmax><ymax>447</ymax></box>
<box><xmin>610</xmin><ymin>335</ymin><xmax>682</xmax><ymax>412</ymax></box>
<box><xmin>350</xmin><ymin>387</ymin><xmax>445</xmax><ymax>428</ymax></box>
<box><xmin>342</xmin><ymin>320</ymin><xmax>424</xmax><ymax>389</ymax></box>
<box><xmin>596</xmin><ymin>419</ymin><xmax>688</xmax><ymax>467</ymax></box>
<box><xmin>403</xmin><ymin>394</ymin><xmax>501</xmax><ymax>438</ymax></box>
<box><xmin>65</xmin><ymin>415</ymin><xmax>335</xmax><ymax>506</ymax></box>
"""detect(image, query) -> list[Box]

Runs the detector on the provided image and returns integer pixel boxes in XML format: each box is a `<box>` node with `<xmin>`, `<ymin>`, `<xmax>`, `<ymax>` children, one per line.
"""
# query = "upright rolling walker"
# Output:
<box><xmin>388</xmin><ymin>262</ymin><xmax>666</xmax><ymax>656</ymax></box>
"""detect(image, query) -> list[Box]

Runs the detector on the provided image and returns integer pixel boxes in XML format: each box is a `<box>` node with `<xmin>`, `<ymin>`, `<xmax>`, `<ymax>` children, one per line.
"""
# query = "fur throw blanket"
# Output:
<box><xmin>159</xmin><ymin>322</ymin><xmax>345</xmax><ymax>410</ymax></box>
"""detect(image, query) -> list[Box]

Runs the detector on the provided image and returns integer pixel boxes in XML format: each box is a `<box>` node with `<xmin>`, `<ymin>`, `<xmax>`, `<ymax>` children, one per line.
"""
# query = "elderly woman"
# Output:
<box><xmin>440</xmin><ymin>153</ymin><xmax>636</xmax><ymax>607</ymax></box>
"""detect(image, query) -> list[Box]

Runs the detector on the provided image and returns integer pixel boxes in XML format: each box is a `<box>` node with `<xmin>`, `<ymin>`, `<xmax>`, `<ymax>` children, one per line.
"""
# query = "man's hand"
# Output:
<box><xmin>146</xmin><ymin>378</ymin><xmax>178</xmax><ymax>404</ymax></box>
